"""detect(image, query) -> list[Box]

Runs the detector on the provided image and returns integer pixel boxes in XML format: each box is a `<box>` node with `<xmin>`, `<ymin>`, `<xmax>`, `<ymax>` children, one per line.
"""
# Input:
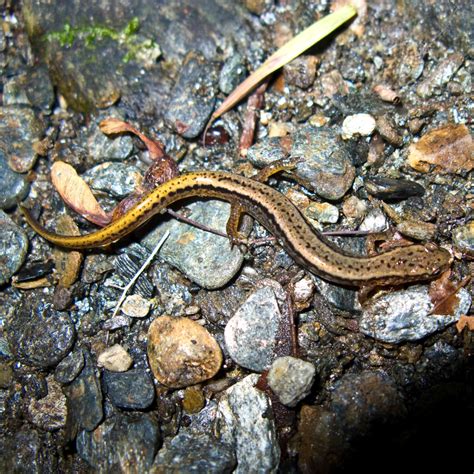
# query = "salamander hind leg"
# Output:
<box><xmin>226</xmin><ymin>202</ymin><xmax>249</xmax><ymax>249</ymax></box>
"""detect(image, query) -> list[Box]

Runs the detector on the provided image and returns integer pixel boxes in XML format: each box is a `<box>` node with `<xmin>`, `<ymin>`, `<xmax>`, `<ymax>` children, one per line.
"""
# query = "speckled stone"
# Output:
<box><xmin>219</xmin><ymin>52</ymin><xmax>246</xmax><ymax>94</ymax></box>
<box><xmin>452</xmin><ymin>221</ymin><xmax>474</xmax><ymax>256</ymax></box>
<box><xmin>142</xmin><ymin>200</ymin><xmax>245</xmax><ymax>289</ymax></box>
<box><xmin>147</xmin><ymin>316</ymin><xmax>222</xmax><ymax>388</ymax></box>
<box><xmin>0</xmin><ymin>210</ymin><xmax>29</xmax><ymax>285</ymax></box>
<box><xmin>215</xmin><ymin>374</ymin><xmax>280</xmax><ymax>473</ymax></box>
<box><xmin>0</xmin><ymin>151</ymin><xmax>29</xmax><ymax>210</ymax></box>
<box><xmin>54</xmin><ymin>349</ymin><xmax>85</xmax><ymax>384</ymax></box>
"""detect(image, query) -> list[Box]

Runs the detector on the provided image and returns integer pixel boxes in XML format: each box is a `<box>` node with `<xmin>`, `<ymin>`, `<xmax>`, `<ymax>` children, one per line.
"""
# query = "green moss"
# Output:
<box><xmin>45</xmin><ymin>17</ymin><xmax>159</xmax><ymax>63</ymax></box>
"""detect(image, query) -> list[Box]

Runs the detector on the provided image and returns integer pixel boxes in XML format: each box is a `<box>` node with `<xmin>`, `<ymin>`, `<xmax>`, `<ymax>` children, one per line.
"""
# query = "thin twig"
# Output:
<box><xmin>111</xmin><ymin>230</ymin><xmax>170</xmax><ymax>318</ymax></box>
<box><xmin>165</xmin><ymin>209</ymin><xmax>230</xmax><ymax>239</ymax></box>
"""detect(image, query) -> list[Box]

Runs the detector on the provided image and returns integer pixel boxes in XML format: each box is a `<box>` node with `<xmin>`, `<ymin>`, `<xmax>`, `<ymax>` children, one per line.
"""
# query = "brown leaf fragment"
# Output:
<box><xmin>52</xmin><ymin>214</ymin><xmax>84</xmax><ymax>287</ymax></box>
<box><xmin>456</xmin><ymin>315</ymin><xmax>474</xmax><ymax>333</ymax></box>
<box><xmin>429</xmin><ymin>273</ymin><xmax>470</xmax><ymax>316</ymax></box>
<box><xmin>51</xmin><ymin>161</ymin><xmax>110</xmax><ymax>227</ymax></box>
<box><xmin>239</xmin><ymin>82</ymin><xmax>267</xmax><ymax>155</ymax></box>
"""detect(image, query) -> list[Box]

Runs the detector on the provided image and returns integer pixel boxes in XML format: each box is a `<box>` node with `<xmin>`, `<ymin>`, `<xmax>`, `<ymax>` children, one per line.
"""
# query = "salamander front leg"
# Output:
<box><xmin>252</xmin><ymin>157</ymin><xmax>302</xmax><ymax>183</ymax></box>
<box><xmin>226</xmin><ymin>202</ymin><xmax>249</xmax><ymax>249</ymax></box>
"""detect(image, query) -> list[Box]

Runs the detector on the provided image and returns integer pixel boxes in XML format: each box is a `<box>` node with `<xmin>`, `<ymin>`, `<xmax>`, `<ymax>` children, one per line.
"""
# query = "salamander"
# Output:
<box><xmin>20</xmin><ymin>171</ymin><xmax>451</xmax><ymax>287</ymax></box>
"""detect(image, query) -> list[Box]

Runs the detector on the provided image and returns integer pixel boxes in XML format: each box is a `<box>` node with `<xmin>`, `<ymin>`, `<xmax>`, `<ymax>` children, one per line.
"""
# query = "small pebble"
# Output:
<box><xmin>182</xmin><ymin>386</ymin><xmax>206</xmax><ymax>414</ymax></box>
<box><xmin>267</xmin><ymin>356</ymin><xmax>316</xmax><ymax>407</ymax></box>
<box><xmin>6</xmin><ymin>299</ymin><xmax>75</xmax><ymax>368</ymax></box>
<box><xmin>103</xmin><ymin>369</ymin><xmax>155</xmax><ymax>410</ymax></box>
<box><xmin>121</xmin><ymin>294</ymin><xmax>151</xmax><ymax>318</ymax></box>
<box><xmin>376</xmin><ymin>116</ymin><xmax>403</xmax><ymax>147</ymax></box>
<box><xmin>0</xmin><ymin>150</ymin><xmax>29</xmax><ymax>210</ymax></box>
<box><xmin>452</xmin><ymin>221</ymin><xmax>474</xmax><ymax>256</ymax></box>
<box><xmin>224</xmin><ymin>286</ymin><xmax>283</xmax><ymax>372</ymax></box>
<box><xmin>293</xmin><ymin>276</ymin><xmax>316</xmax><ymax>306</ymax></box>
<box><xmin>0</xmin><ymin>361</ymin><xmax>13</xmax><ymax>388</ymax></box>
<box><xmin>219</xmin><ymin>53</ymin><xmax>246</xmax><ymax>94</ymax></box>
<box><xmin>0</xmin><ymin>210</ymin><xmax>29</xmax><ymax>285</ymax></box>
<box><xmin>283</xmin><ymin>55</ymin><xmax>318</xmax><ymax>89</ymax></box>
<box><xmin>342</xmin><ymin>195</ymin><xmax>367</xmax><ymax>219</ymax></box>
<box><xmin>147</xmin><ymin>316</ymin><xmax>222</xmax><ymax>388</ymax></box>
<box><xmin>28</xmin><ymin>376</ymin><xmax>67</xmax><ymax>431</ymax></box>
<box><xmin>54</xmin><ymin>349</ymin><xmax>85</xmax><ymax>384</ymax></box>
<box><xmin>360</xmin><ymin>285</ymin><xmax>471</xmax><ymax>343</ymax></box>
<box><xmin>359</xmin><ymin>208</ymin><xmax>389</xmax><ymax>232</ymax></box>
<box><xmin>364</xmin><ymin>176</ymin><xmax>425</xmax><ymax>201</ymax></box>
<box><xmin>97</xmin><ymin>344</ymin><xmax>133</xmax><ymax>372</ymax></box>
<box><xmin>305</xmin><ymin>201</ymin><xmax>339</xmax><ymax>224</ymax></box>
<box><xmin>408</xmin><ymin>124</ymin><xmax>473</xmax><ymax>174</ymax></box>
<box><xmin>215</xmin><ymin>374</ymin><xmax>280</xmax><ymax>473</ymax></box>
<box><xmin>396</xmin><ymin>220</ymin><xmax>437</xmax><ymax>241</ymax></box>
<box><xmin>341</xmin><ymin>113</ymin><xmax>376</xmax><ymax>139</ymax></box>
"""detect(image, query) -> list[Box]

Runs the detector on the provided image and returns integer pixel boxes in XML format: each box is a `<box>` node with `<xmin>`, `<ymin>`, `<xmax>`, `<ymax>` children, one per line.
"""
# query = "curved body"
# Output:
<box><xmin>21</xmin><ymin>171</ymin><xmax>451</xmax><ymax>287</ymax></box>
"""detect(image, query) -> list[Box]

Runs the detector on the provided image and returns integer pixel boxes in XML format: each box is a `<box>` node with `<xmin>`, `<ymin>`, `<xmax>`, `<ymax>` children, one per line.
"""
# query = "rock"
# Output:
<box><xmin>452</xmin><ymin>221</ymin><xmax>474</xmax><ymax>256</ymax></box>
<box><xmin>342</xmin><ymin>195</ymin><xmax>367</xmax><ymax>220</ymax></box>
<box><xmin>97</xmin><ymin>344</ymin><xmax>133</xmax><ymax>372</ymax></box>
<box><xmin>182</xmin><ymin>386</ymin><xmax>206</xmax><ymax>414</ymax></box>
<box><xmin>391</xmin><ymin>40</ymin><xmax>425</xmax><ymax>83</ymax></box>
<box><xmin>0</xmin><ymin>105</ymin><xmax>45</xmax><ymax>173</ymax></box>
<box><xmin>77</xmin><ymin>413</ymin><xmax>161</xmax><ymax>472</ymax></box>
<box><xmin>313</xmin><ymin>277</ymin><xmax>360</xmax><ymax>313</ymax></box>
<box><xmin>215</xmin><ymin>374</ymin><xmax>280</xmax><ymax>473</ymax></box>
<box><xmin>304</xmin><ymin>201</ymin><xmax>339</xmax><ymax>224</ymax></box>
<box><xmin>6</xmin><ymin>299</ymin><xmax>75</xmax><ymax>368</ymax></box>
<box><xmin>143</xmin><ymin>200</ymin><xmax>245</xmax><ymax>290</ymax></box>
<box><xmin>28</xmin><ymin>376</ymin><xmax>67</xmax><ymax>431</ymax></box>
<box><xmin>364</xmin><ymin>176</ymin><xmax>425</xmax><ymax>201</ymax></box>
<box><xmin>152</xmin><ymin>431</ymin><xmax>236</xmax><ymax>474</ymax></box>
<box><xmin>63</xmin><ymin>351</ymin><xmax>103</xmax><ymax>433</ymax></box>
<box><xmin>0</xmin><ymin>150</ymin><xmax>29</xmax><ymax>209</ymax></box>
<box><xmin>54</xmin><ymin>349</ymin><xmax>85</xmax><ymax>384</ymax></box>
<box><xmin>359</xmin><ymin>207</ymin><xmax>389</xmax><ymax>232</ymax></box>
<box><xmin>120</xmin><ymin>294</ymin><xmax>151</xmax><ymax>318</ymax></box>
<box><xmin>247</xmin><ymin>126</ymin><xmax>355</xmax><ymax>200</ymax></box>
<box><xmin>147</xmin><ymin>316</ymin><xmax>222</xmax><ymax>388</ymax></box>
<box><xmin>219</xmin><ymin>52</ymin><xmax>247</xmax><ymax>94</ymax></box>
<box><xmin>416</xmin><ymin>53</ymin><xmax>465</xmax><ymax>98</ymax></box>
<box><xmin>283</xmin><ymin>55</ymin><xmax>318</xmax><ymax>89</ymax></box>
<box><xmin>2</xmin><ymin>65</ymin><xmax>55</xmax><ymax>113</ymax></box>
<box><xmin>165</xmin><ymin>51</ymin><xmax>218</xmax><ymax>138</ymax></box>
<box><xmin>396</xmin><ymin>220</ymin><xmax>437</xmax><ymax>241</ymax></box>
<box><xmin>103</xmin><ymin>369</ymin><xmax>155</xmax><ymax>410</ymax></box>
<box><xmin>360</xmin><ymin>285</ymin><xmax>471</xmax><ymax>343</ymax></box>
<box><xmin>408</xmin><ymin>124</ymin><xmax>473</xmax><ymax>174</ymax></box>
<box><xmin>0</xmin><ymin>361</ymin><xmax>13</xmax><ymax>388</ymax></box>
<box><xmin>341</xmin><ymin>113</ymin><xmax>376</xmax><ymax>139</ymax></box>
<box><xmin>0</xmin><ymin>210</ymin><xmax>29</xmax><ymax>285</ymax></box>
<box><xmin>224</xmin><ymin>286</ymin><xmax>284</xmax><ymax>372</ymax></box>
<box><xmin>83</xmin><ymin>162</ymin><xmax>142</xmax><ymax>198</ymax></box>
<box><xmin>267</xmin><ymin>356</ymin><xmax>315</xmax><ymax>407</ymax></box>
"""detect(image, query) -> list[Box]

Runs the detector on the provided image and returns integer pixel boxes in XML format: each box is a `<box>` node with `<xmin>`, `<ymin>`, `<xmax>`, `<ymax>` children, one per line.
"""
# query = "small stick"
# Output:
<box><xmin>111</xmin><ymin>230</ymin><xmax>170</xmax><ymax>318</ymax></box>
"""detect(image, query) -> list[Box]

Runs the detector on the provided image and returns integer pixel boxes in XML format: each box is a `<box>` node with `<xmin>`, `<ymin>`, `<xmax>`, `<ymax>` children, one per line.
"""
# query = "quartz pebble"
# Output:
<box><xmin>267</xmin><ymin>356</ymin><xmax>316</xmax><ymax>407</ymax></box>
<box><xmin>305</xmin><ymin>201</ymin><xmax>339</xmax><ymax>224</ymax></box>
<box><xmin>224</xmin><ymin>286</ymin><xmax>283</xmax><ymax>372</ymax></box>
<box><xmin>121</xmin><ymin>294</ymin><xmax>151</xmax><ymax>318</ymax></box>
<box><xmin>215</xmin><ymin>374</ymin><xmax>280</xmax><ymax>474</ymax></box>
<box><xmin>0</xmin><ymin>210</ymin><xmax>28</xmax><ymax>285</ymax></box>
<box><xmin>103</xmin><ymin>369</ymin><xmax>155</xmax><ymax>410</ymax></box>
<box><xmin>360</xmin><ymin>285</ymin><xmax>471</xmax><ymax>343</ymax></box>
<box><xmin>97</xmin><ymin>344</ymin><xmax>133</xmax><ymax>372</ymax></box>
<box><xmin>341</xmin><ymin>113</ymin><xmax>376</xmax><ymax>139</ymax></box>
<box><xmin>147</xmin><ymin>316</ymin><xmax>222</xmax><ymax>388</ymax></box>
<box><xmin>408</xmin><ymin>124</ymin><xmax>473</xmax><ymax>174</ymax></box>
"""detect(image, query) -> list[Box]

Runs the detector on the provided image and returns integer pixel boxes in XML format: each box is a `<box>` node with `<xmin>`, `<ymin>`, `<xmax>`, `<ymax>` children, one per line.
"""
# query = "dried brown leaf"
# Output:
<box><xmin>456</xmin><ymin>315</ymin><xmax>474</xmax><ymax>333</ymax></box>
<box><xmin>51</xmin><ymin>161</ymin><xmax>111</xmax><ymax>227</ymax></box>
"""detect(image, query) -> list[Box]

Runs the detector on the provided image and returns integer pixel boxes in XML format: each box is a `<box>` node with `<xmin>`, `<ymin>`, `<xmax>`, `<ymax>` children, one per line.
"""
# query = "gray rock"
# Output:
<box><xmin>143</xmin><ymin>200</ymin><xmax>244</xmax><ymax>290</ymax></box>
<box><xmin>219</xmin><ymin>52</ymin><xmax>247</xmax><ymax>94</ymax></box>
<box><xmin>83</xmin><ymin>162</ymin><xmax>142</xmax><ymax>198</ymax></box>
<box><xmin>0</xmin><ymin>210</ymin><xmax>28</xmax><ymax>285</ymax></box>
<box><xmin>224</xmin><ymin>286</ymin><xmax>283</xmax><ymax>371</ymax></box>
<box><xmin>267</xmin><ymin>356</ymin><xmax>315</xmax><ymax>407</ymax></box>
<box><xmin>360</xmin><ymin>285</ymin><xmax>471</xmax><ymax>343</ymax></box>
<box><xmin>452</xmin><ymin>222</ymin><xmax>474</xmax><ymax>254</ymax></box>
<box><xmin>6</xmin><ymin>299</ymin><xmax>75</xmax><ymax>368</ymax></box>
<box><xmin>153</xmin><ymin>431</ymin><xmax>236</xmax><ymax>473</ymax></box>
<box><xmin>54</xmin><ymin>349</ymin><xmax>85</xmax><ymax>384</ymax></box>
<box><xmin>165</xmin><ymin>51</ymin><xmax>218</xmax><ymax>138</ymax></box>
<box><xmin>0</xmin><ymin>105</ymin><xmax>45</xmax><ymax>173</ymax></box>
<box><xmin>364</xmin><ymin>176</ymin><xmax>425</xmax><ymax>201</ymax></box>
<box><xmin>313</xmin><ymin>276</ymin><xmax>361</xmax><ymax>312</ymax></box>
<box><xmin>77</xmin><ymin>413</ymin><xmax>160</xmax><ymax>472</ymax></box>
<box><xmin>0</xmin><ymin>150</ymin><xmax>29</xmax><ymax>210</ymax></box>
<box><xmin>103</xmin><ymin>368</ymin><xmax>155</xmax><ymax>410</ymax></box>
<box><xmin>63</xmin><ymin>351</ymin><xmax>103</xmax><ymax>432</ymax></box>
<box><xmin>247</xmin><ymin>126</ymin><xmax>355</xmax><ymax>200</ymax></box>
<box><xmin>214</xmin><ymin>374</ymin><xmax>280</xmax><ymax>473</ymax></box>
<box><xmin>2</xmin><ymin>65</ymin><xmax>55</xmax><ymax>113</ymax></box>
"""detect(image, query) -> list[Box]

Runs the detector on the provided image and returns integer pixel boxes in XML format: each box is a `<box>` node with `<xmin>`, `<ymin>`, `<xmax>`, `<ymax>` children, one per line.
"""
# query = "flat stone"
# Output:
<box><xmin>54</xmin><ymin>349</ymin><xmax>85</xmax><ymax>384</ymax></box>
<box><xmin>267</xmin><ymin>356</ymin><xmax>315</xmax><ymax>407</ymax></box>
<box><xmin>224</xmin><ymin>286</ymin><xmax>284</xmax><ymax>372</ymax></box>
<box><xmin>360</xmin><ymin>285</ymin><xmax>471</xmax><ymax>343</ymax></box>
<box><xmin>214</xmin><ymin>374</ymin><xmax>280</xmax><ymax>473</ymax></box>
<box><xmin>364</xmin><ymin>176</ymin><xmax>425</xmax><ymax>201</ymax></box>
<box><xmin>103</xmin><ymin>369</ymin><xmax>155</xmax><ymax>410</ymax></box>
<box><xmin>147</xmin><ymin>316</ymin><xmax>222</xmax><ymax>388</ymax></box>
<box><xmin>0</xmin><ymin>150</ymin><xmax>29</xmax><ymax>210</ymax></box>
<box><xmin>6</xmin><ymin>298</ymin><xmax>75</xmax><ymax>368</ymax></box>
<box><xmin>0</xmin><ymin>210</ymin><xmax>28</xmax><ymax>285</ymax></box>
<box><xmin>142</xmin><ymin>200</ymin><xmax>245</xmax><ymax>290</ymax></box>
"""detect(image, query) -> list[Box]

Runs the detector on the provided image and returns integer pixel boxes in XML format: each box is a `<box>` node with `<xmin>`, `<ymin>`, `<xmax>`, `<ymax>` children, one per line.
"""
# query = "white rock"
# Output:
<box><xmin>97</xmin><ymin>344</ymin><xmax>133</xmax><ymax>372</ymax></box>
<box><xmin>341</xmin><ymin>113</ymin><xmax>376</xmax><ymax>139</ymax></box>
